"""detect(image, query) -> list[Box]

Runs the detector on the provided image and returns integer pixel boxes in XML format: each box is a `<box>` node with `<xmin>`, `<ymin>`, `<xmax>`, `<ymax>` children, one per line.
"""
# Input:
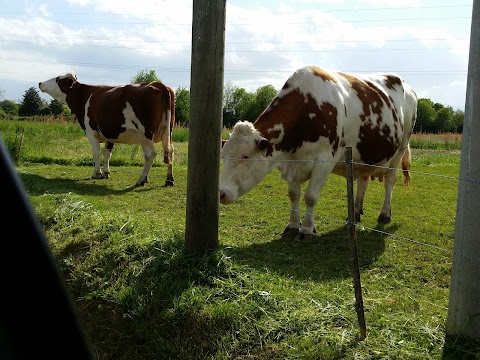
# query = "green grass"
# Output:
<box><xmin>2</xmin><ymin>119</ymin><xmax>480</xmax><ymax>359</ymax></box>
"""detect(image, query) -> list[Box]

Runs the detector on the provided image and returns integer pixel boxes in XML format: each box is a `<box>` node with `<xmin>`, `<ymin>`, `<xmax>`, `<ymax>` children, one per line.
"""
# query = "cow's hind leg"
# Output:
<box><xmin>282</xmin><ymin>182</ymin><xmax>301</xmax><ymax>237</ymax></box>
<box><xmin>162</xmin><ymin>145</ymin><xmax>174</xmax><ymax>186</ymax></box>
<box><xmin>136</xmin><ymin>141</ymin><xmax>157</xmax><ymax>186</ymax></box>
<box><xmin>162</xmin><ymin>143</ymin><xmax>175</xmax><ymax>187</ymax></box>
<box><xmin>378</xmin><ymin>169</ymin><xmax>397</xmax><ymax>224</ymax></box>
<box><xmin>354</xmin><ymin>176</ymin><xmax>370</xmax><ymax>222</ymax></box>
<box><xmin>102</xmin><ymin>142</ymin><xmax>114</xmax><ymax>179</ymax></box>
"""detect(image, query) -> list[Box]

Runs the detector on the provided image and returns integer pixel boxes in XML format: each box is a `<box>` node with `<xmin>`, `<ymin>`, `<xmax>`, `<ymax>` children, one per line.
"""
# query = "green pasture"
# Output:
<box><xmin>0</xmin><ymin>119</ymin><xmax>479</xmax><ymax>359</ymax></box>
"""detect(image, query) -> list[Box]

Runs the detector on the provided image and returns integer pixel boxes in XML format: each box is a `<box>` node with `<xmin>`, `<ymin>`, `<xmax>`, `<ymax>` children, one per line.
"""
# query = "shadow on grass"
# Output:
<box><xmin>442</xmin><ymin>334</ymin><xmax>480</xmax><ymax>360</ymax></box>
<box><xmin>62</xmin><ymin>235</ymin><xmax>239</xmax><ymax>360</ymax></box>
<box><xmin>19</xmin><ymin>172</ymin><xmax>156</xmax><ymax>196</ymax></box>
<box><xmin>232</xmin><ymin>224</ymin><xmax>397</xmax><ymax>281</ymax></box>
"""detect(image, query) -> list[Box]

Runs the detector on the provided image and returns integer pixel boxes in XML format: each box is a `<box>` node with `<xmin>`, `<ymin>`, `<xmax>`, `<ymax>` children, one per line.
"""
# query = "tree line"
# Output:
<box><xmin>0</xmin><ymin>69</ymin><xmax>464</xmax><ymax>133</ymax></box>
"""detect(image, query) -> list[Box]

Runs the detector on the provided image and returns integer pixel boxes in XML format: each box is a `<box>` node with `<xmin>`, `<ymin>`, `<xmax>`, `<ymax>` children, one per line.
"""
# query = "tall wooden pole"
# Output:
<box><xmin>447</xmin><ymin>0</ymin><xmax>480</xmax><ymax>338</ymax></box>
<box><xmin>185</xmin><ymin>0</ymin><xmax>226</xmax><ymax>254</ymax></box>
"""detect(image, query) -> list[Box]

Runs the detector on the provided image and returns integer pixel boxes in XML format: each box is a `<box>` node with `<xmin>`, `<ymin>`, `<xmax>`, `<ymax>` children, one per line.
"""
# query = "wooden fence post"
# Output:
<box><xmin>345</xmin><ymin>146</ymin><xmax>367</xmax><ymax>340</ymax></box>
<box><xmin>185</xmin><ymin>0</ymin><xmax>226</xmax><ymax>254</ymax></box>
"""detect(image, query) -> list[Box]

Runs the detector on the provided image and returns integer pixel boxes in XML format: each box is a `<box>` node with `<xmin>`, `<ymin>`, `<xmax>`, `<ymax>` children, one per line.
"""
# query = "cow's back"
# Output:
<box><xmin>89</xmin><ymin>82</ymin><xmax>171</xmax><ymax>143</ymax></box>
<box><xmin>255</xmin><ymin>66</ymin><xmax>417</xmax><ymax>178</ymax></box>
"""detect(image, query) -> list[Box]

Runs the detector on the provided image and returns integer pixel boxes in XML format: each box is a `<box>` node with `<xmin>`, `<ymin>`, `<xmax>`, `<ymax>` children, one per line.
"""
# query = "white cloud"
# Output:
<box><xmin>0</xmin><ymin>0</ymin><xmax>472</xmax><ymax>110</ymax></box>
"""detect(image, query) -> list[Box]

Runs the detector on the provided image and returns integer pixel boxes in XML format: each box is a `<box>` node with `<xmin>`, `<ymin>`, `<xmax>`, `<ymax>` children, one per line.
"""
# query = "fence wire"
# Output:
<box><xmin>215</xmin><ymin>155</ymin><xmax>480</xmax><ymax>263</ymax></box>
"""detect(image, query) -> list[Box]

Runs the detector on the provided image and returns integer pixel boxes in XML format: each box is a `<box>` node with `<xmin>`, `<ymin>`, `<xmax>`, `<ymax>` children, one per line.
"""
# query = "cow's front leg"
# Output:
<box><xmin>297</xmin><ymin>164</ymin><xmax>333</xmax><ymax>241</ymax></box>
<box><xmin>136</xmin><ymin>142</ymin><xmax>156</xmax><ymax>186</ymax></box>
<box><xmin>282</xmin><ymin>182</ymin><xmax>301</xmax><ymax>237</ymax></box>
<box><xmin>102</xmin><ymin>142</ymin><xmax>114</xmax><ymax>179</ymax></box>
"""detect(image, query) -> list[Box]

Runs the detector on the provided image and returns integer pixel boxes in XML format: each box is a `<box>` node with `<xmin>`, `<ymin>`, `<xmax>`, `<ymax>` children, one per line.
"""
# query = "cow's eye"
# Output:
<box><xmin>241</xmin><ymin>155</ymin><xmax>250</xmax><ymax>160</ymax></box>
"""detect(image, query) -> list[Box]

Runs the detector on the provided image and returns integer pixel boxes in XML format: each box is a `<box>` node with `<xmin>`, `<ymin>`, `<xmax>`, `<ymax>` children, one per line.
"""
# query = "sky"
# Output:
<box><xmin>0</xmin><ymin>0</ymin><xmax>473</xmax><ymax>110</ymax></box>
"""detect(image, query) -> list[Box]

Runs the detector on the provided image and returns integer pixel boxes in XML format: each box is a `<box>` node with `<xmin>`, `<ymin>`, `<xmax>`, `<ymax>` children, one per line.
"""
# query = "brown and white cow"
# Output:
<box><xmin>39</xmin><ymin>72</ymin><xmax>175</xmax><ymax>187</ymax></box>
<box><xmin>219</xmin><ymin>65</ymin><xmax>417</xmax><ymax>241</ymax></box>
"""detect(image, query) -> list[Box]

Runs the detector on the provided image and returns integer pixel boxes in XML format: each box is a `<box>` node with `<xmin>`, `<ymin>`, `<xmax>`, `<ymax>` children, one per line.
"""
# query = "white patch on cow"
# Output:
<box><xmin>267</xmin><ymin>123</ymin><xmax>285</xmax><ymax>143</ymax></box>
<box><xmin>83</xmin><ymin>95</ymin><xmax>98</xmax><ymax>142</ymax></box>
<box><xmin>116</xmin><ymin>102</ymin><xmax>146</xmax><ymax>144</ymax></box>
<box><xmin>309</xmin><ymin>113</ymin><xmax>316</xmax><ymax>119</ymax></box>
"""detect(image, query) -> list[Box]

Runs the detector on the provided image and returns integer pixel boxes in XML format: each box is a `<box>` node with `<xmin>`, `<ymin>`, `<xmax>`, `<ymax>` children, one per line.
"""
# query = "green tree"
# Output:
<box><xmin>222</xmin><ymin>82</ymin><xmax>258</xmax><ymax>127</ymax></box>
<box><xmin>49</xmin><ymin>99</ymin><xmax>64</xmax><ymax>115</ymax></box>
<box><xmin>0</xmin><ymin>100</ymin><xmax>19</xmax><ymax>116</ymax></box>
<box><xmin>254</xmin><ymin>85</ymin><xmax>277</xmax><ymax>116</ymax></box>
<box><xmin>175</xmin><ymin>86</ymin><xmax>190</xmax><ymax>125</ymax></box>
<box><xmin>19</xmin><ymin>87</ymin><xmax>43</xmax><ymax>116</ymax></box>
<box><xmin>223</xmin><ymin>81</ymin><xmax>240</xmax><ymax>127</ymax></box>
<box><xmin>451</xmin><ymin>109</ymin><xmax>464</xmax><ymax>133</ymax></box>
<box><xmin>130</xmin><ymin>69</ymin><xmax>160</xmax><ymax>83</ymax></box>
<box><xmin>434</xmin><ymin>107</ymin><xmax>453</xmax><ymax>133</ymax></box>
<box><xmin>416</xmin><ymin>98</ymin><xmax>436</xmax><ymax>132</ymax></box>
<box><xmin>232</xmin><ymin>88</ymin><xmax>255</xmax><ymax>123</ymax></box>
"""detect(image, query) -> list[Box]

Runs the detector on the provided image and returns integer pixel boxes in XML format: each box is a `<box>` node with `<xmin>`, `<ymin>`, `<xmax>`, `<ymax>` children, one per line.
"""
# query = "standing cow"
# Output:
<box><xmin>219</xmin><ymin>65</ymin><xmax>417</xmax><ymax>241</ymax></box>
<box><xmin>39</xmin><ymin>72</ymin><xmax>175</xmax><ymax>187</ymax></box>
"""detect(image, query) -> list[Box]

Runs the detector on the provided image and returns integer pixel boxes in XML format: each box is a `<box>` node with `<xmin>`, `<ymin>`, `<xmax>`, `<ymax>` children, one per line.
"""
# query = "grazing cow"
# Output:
<box><xmin>39</xmin><ymin>72</ymin><xmax>175</xmax><ymax>187</ymax></box>
<box><xmin>219</xmin><ymin>65</ymin><xmax>417</xmax><ymax>241</ymax></box>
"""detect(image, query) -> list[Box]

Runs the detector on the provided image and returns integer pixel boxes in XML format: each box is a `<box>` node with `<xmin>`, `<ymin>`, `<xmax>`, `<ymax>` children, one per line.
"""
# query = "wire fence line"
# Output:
<box><xmin>114</xmin><ymin>152</ymin><xmax>477</xmax><ymax>262</ymax></box>
<box><xmin>219</xmin><ymin>156</ymin><xmax>480</xmax><ymax>184</ymax></box>
<box><xmin>214</xmin><ymin>155</ymin><xmax>480</xmax><ymax>263</ymax></box>
<box><xmin>241</xmin><ymin>196</ymin><xmax>480</xmax><ymax>264</ymax></box>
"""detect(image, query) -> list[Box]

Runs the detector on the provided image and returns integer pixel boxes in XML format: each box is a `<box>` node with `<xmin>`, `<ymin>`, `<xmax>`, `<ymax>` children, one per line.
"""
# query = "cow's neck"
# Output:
<box><xmin>66</xmin><ymin>83</ymin><xmax>97</xmax><ymax>130</ymax></box>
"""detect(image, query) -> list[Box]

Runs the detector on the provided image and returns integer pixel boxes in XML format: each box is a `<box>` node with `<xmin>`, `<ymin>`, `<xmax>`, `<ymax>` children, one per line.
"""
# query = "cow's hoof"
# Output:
<box><xmin>281</xmin><ymin>227</ymin><xmax>299</xmax><ymax>237</ymax></box>
<box><xmin>163</xmin><ymin>180</ymin><xmax>174</xmax><ymax>187</ymax></box>
<box><xmin>135</xmin><ymin>178</ymin><xmax>148</xmax><ymax>187</ymax></box>
<box><xmin>92</xmin><ymin>174</ymin><xmax>104</xmax><ymax>179</ymax></box>
<box><xmin>294</xmin><ymin>228</ymin><xmax>316</xmax><ymax>242</ymax></box>
<box><xmin>377</xmin><ymin>214</ymin><xmax>391</xmax><ymax>224</ymax></box>
<box><xmin>102</xmin><ymin>172</ymin><xmax>110</xmax><ymax>179</ymax></box>
<box><xmin>294</xmin><ymin>232</ymin><xmax>315</xmax><ymax>242</ymax></box>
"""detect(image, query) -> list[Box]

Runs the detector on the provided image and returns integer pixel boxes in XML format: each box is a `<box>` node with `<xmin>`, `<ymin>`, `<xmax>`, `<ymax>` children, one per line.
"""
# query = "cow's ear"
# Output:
<box><xmin>256</xmin><ymin>137</ymin><xmax>273</xmax><ymax>156</ymax></box>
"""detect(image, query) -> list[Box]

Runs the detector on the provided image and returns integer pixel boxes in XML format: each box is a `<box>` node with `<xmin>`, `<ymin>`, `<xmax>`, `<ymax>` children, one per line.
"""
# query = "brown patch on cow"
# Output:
<box><xmin>357</xmin><ymin>122</ymin><xmax>398</xmax><ymax>165</ymax></box>
<box><xmin>383</xmin><ymin>74</ymin><xmax>403</xmax><ymax>90</ymax></box>
<box><xmin>340</xmin><ymin>72</ymin><xmax>401</xmax><ymax>164</ymax></box>
<box><xmin>311</xmin><ymin>66</ymin><xmax>338</xmax><ymax>83</ymax></box>
<box><xmin>254</xmin><ymin>90</ymin><xmax>339</xmax><ymax>154</ymax></box>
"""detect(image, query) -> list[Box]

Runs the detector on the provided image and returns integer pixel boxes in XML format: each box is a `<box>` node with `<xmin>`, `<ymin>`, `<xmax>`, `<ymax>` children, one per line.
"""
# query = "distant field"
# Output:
<box><xmin>1</xmin><ymin>119</ymin><xmax>478</xmax><ymax>359</ymax></box>
<box><xmin>410</xmin><ymin>132</ymin><xmax>462</xmax><ymax>150</ymax></box>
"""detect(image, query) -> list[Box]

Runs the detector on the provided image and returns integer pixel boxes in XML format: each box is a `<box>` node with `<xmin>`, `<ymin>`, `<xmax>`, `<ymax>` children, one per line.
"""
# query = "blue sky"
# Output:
<box><xmin>0</xmin><ymin>0</ymin><xmax>473</xmax><ymax>110</ymax></box>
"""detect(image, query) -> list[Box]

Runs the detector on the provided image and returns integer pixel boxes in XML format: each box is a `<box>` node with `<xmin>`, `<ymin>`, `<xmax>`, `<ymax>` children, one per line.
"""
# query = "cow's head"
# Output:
<box><xmin>39</xmin><ymin>72</ymin><xmax>77</xmax><ymax>104</ymax></box>
<box><xmin>219</xmin><ymin>121</ymin><xmax>273</xmax><ymax>204</ymax></box>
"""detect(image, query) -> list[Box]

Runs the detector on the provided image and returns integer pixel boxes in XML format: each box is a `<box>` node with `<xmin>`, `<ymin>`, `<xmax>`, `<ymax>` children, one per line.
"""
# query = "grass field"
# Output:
<box><xmin>1</xmin><ymin>119</ymin><xmax>479</xmax><ymax>359</ymax></box>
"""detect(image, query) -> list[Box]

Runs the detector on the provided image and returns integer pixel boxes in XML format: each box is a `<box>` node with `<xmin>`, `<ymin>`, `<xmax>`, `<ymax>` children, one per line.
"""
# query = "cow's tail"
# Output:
<box><xmin>401</xmin><ymin>143</ymin><xmax>412</xmax><ymax>187</ymax></box>
<box><xmin>163</xmin><ymin>87</ymin><xmax>176</xmax><ymax>165</ymax></box>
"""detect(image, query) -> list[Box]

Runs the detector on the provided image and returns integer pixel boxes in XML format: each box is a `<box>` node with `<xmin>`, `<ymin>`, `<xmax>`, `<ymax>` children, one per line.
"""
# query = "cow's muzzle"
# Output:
<box><xmin>219</xmin><ymin>190</ymin><xmax>234</xmax><ymax>204</ymax></box>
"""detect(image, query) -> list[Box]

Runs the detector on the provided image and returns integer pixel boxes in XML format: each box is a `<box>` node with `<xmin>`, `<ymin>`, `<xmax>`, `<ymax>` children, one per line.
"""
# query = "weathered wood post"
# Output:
<box><xmin>345</xmin><ymin>146</ymin><xmax>367</xmax><ymax>340</ymax></box>
<box><xmin>185</xmin><ymin>0</ymin><xmax>226</xmax><ymax>254</ymax></box>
